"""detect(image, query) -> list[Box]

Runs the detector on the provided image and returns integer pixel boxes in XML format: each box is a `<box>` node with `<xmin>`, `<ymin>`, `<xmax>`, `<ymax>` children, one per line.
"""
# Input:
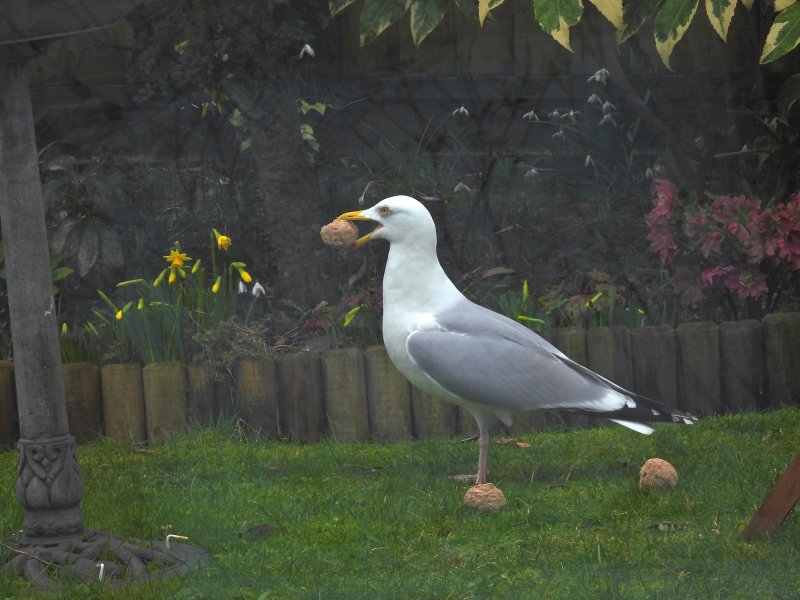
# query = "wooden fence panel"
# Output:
<box><xmin>63</xmin><ymin>362</ymin><xmax>103</xmax><ymax>443</ymax></box>
<box><xmin>100</xmin><ymin>363</ymin><xmax>145</xmax><ymax>442</ymax></box>
<box><xmin>410</xmin><ymin>387</ymin><xmax>458</xmax><ymax>439</ymax></box>
<box><xmin>720</xmin><ymin>320</ymin><xmax>765</xmax><ymax>412</ymax></box>
<box><xmin>321</xmin><ymin>348</ymin><xmax>370</xmax><ymax>442</ymax></box>
<box><xmin>276</xmin><ymin>352</ymin><xmax>325</xmax><ymax>442</ymax></box>
<box><xmin>631</xmin><ymin>325</ymin><xmax>678</xmax><ymax>410</ymax></box>
<box><xmin>763</xmin><ymin>313</ymin><xmax>800</xmax><ymax>408</ymax></box>
<box><xmin>676</xmin><ymin>322</ymin><xmax>721</xmax><ymax>415</ymax></box>
<box><xmin>186</xmin><ymin>363</ymin><xmax>215</xmax><ymax>426</ymax></box>
<box><xmin>142</xmin><ymin>361</ymin><xmax>186</xmax><ymax>443</ymax></box>
<box><xmin>363</xmin><ymin>346</ymin><xmax>413</xmax><ymax>442</ymax></box>
<box><xmin>234</xmin><ymin>357</ymin><xmax>279</xmax><ymax>437</ymax></box>
<box><xmin>586</xmin><ymin>326</ymin><xmax>634</xmax><ymax>391</ymax></box>
<box><xmin>0</xmin><ymin>360</ymin><xmax>19</xmax><ymax>450</ymax></box>
<box><xmin>0</xmin><ymin>360</ymin><xmax>16</xmax><ymax>448</ymax></box>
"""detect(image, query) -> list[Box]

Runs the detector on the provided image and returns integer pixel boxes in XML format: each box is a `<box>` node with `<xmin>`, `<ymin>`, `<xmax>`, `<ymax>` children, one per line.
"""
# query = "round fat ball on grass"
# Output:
<box><xmin>320</xmin><ymin>219</ymin><xmax>359</xmax><ymax>250</ymax></box>
<box><xmin>463</xmin><ymin>483</ymin><xmax>507</xmax><ymax>512</ymax></box>
<box><xmin>639</xmin><ymin>458</ymin><xmax>678</xmax><ymax>490</ymax></box>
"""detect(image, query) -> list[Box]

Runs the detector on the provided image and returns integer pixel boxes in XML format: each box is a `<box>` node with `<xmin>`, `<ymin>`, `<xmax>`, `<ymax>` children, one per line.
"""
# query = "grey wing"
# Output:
<box><xmin>406</xmin><ymin>329</ymin><xmax>628</xmax><ymax>414</ymax></box>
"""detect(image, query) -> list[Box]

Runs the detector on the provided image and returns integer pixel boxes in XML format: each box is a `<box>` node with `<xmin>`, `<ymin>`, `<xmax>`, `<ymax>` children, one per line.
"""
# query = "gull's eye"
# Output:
<box><xmin>378</xmin><ymin>205</ymin><xmax>391</xmax><ymax>217</ymax></box>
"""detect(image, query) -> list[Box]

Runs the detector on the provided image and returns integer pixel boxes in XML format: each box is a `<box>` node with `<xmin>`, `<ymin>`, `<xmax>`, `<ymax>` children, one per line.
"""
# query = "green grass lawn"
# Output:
<box><xmin>1</xmin><ymin>409</ymin><xmax>800</xmax><ymax>599</ymax></box>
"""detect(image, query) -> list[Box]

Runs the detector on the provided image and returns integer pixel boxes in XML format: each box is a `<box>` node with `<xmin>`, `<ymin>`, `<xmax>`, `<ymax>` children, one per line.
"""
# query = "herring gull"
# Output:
<box><xmin>337</xmin><ymin>196</ymin><xmax>696</xmax><ymax>484</ymax></box>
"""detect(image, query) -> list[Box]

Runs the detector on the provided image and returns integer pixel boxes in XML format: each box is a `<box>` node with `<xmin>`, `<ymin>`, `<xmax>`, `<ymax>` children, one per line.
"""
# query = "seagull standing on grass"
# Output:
<box><xmin>337</xmin><ymin>196</ymin><xmax>696</xmax><ymax>484</ymax></box>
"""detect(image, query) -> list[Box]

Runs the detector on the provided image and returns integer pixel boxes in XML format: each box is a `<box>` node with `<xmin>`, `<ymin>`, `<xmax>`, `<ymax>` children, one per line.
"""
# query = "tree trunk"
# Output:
<box><xmin>247</xmin><ymin>78</ymin><xmax>343</xmax><ymax>307</ymax></box>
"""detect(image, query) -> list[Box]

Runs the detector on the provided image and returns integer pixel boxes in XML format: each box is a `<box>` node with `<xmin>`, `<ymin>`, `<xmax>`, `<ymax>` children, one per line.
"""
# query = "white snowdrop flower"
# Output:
<box><xmin>587</xmin><ymin>67</ymin><xmax>610</xmax><ymax>85</ymax></box>
<box><xmin>552</xmin><ymin>130</ymin><xmax>566</xmax><ymax>141</ymax></box>
<box><xmin>549</xmin><ymin>109</ymin><xmax>561</xmax><ymax>120</ymax></box>
<box><xmin>768</xmin><ymin>117</ymin><xmax>779</xmax><ymax>130</ymax></box>
<box><xmin>522</xmin><ymin>109</ymin><xmax>539</xmax><ymax>121</ymax></box>
<box><xmin>587</xmin><ymin>93</ymin><xmax>602</xmax><ymax>106</ymax></box>
<box><xmin>741</xmin><ymin>143</ymin><xmax>749</xmax><ymax>151</ymax></box>
<box><xmin>585</xmin><ymin>154</ymin><xmax>595</xmax><ymax>168</ymax></box>
<box><xmin>237</xmin><ymin>281</ymin><xmax>247</xmax><ymax>294</ymax></box>
<box><xmin>453</xmin><ymin>182</ymin><xmax>472</xmax><ymax>193</ymax></box>
<box><xmin>602</xmin><ymin>101</ymin><xmax>616</xmax><ymax>114</ymax></box>
<box><xmin>645</xmin><ymin>167</ymin><xmax>654</xmax><ymax>178</ymax></box>
<box><xmin>525</xmin><ymin>167</ymin><xmax>539</xmax><ymax>179</ymax></box>
<box><xmin>452</xmin><ymin>104</ymin><xmax>469</xmax><ymax>118</ymax></box>
<box><xmin>563</xmin><ymin>110</ymin><xmax>580</xmax><ymax>122</ymax></box>
<box><xmin>299</xmin><ymin>43</ymin><xmax>315</xmax><ymax>59</ymax></box>
<box><xmin>599</xmin><ymin>113</ymin><xmax>617</xmax><ymax>127</ymax></box>
<box><xmin>251</xmin><ymin>281</ymin><xmax>265</xmax><ymax>298</ymax></box>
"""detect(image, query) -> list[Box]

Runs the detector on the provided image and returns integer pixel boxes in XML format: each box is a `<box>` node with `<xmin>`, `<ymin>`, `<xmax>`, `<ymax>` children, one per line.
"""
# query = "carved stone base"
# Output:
<box><xmin>16</xmin><ymin>435</ymin><xmax>85</xmax><ymax>542</ymax></box>
<box><xmin>1</xmin><ymin>530</ymin><xmax>211</xmax><ymax>591</ymax></box>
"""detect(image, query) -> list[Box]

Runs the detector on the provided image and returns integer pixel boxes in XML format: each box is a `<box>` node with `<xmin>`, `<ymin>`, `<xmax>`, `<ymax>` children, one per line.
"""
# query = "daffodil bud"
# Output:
<box><xmin>212</xmin><ymin>275</ymin><xmax>222</xmax><ymax>294</ymax></box>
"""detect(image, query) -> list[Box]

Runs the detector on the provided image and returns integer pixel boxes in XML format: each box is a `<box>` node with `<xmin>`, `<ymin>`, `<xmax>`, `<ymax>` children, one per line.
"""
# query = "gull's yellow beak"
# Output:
<box><xmin>337</xmin><ymin>210</ymin><xmax>378</xmax><ymax>249</ymax></box>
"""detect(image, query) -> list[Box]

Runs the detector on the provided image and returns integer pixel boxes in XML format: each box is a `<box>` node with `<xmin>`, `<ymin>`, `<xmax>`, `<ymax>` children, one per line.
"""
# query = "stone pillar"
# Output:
<box><xmin>0</xmin><ymin>60</ymin><xmax>84</xmax><ymax>541</ymax></box>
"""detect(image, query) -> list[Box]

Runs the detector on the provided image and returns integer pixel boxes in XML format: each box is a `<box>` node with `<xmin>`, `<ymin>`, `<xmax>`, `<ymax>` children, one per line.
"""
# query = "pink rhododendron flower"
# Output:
<box><xmin>651</xmin><ymin>179</ymin><xmax>677</xmax><ymax>217</ymax></box>
<box><xmin>700</xmin><ymin>265</ymin><xmax>734</xmax><ymax>287</ymax></box>
<box><xmin>647</xmin><ymin>228</ymin><xmax>677</xmax><ymax>264</ymax></box>
<box><xmin>723</xmin><ymin>264</ymin><xmax>768</xmax><ymax>299</ymax></box>
<box><xmin>699</xmin><ymin>230</ymin><xmax>723</xmax><ymax>257</ymax></box>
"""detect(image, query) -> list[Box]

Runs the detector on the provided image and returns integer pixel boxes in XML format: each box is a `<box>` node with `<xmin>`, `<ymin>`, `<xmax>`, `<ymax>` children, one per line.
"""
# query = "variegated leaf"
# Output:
<box><xmin>619</xmin><ymin>0</ymin><xmax>660</xmax><ymax>43</ymax></box>
<box><xmin>739</xmin><ymin>0</ymin><xmax>753</xmax><ymax>9</ymax></box>
<box><xmin>760</xmin><ymin>1</ymin><xmax>800</xmax><ymax>63</ymax></box>
<box><xmin>654</xmin><ymin>0</ymin><xmax>700</xmax><ymax>68</ymax></box>
<box><xmin>706</xmin><ymin>0</ymin><xmax>737</xmax><ymax>40</ymax></box>
<box><xmin>329</xmin><ymin>0</ymin><xmax>358</xmax><ymax>15</ymax></box>
<box><xmin>360</xmin><ymin>0</ymin><xmax>409</xmax><ymax>46</ymax></box>
<box><xmin>775</xmin><ymin>0</ymin><xmax>797</xmax><ymax>11</ymax></box>
<box><xmin>410</xmin><ymin>0</ymin><xmax>447</xmax><ymax>44</ymax></box>
<box><xmin>479</xmin><ymin>0</ymin><xmax>508</xmax><ymax>24</ymax></box>
<box><xmin>589</xmin><ymin>0</ymin><xmax>624</xmax><ymax>29</ymax></box>
<box><xmin>534</xmin><ymin>0</ymin><xmax>584</xmax><ymax>51</ymax></box>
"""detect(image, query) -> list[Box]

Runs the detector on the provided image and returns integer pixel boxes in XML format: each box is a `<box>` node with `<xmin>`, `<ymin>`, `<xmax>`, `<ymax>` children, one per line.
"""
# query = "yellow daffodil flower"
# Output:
<box><xmin>213</xmin><ymin>228</ymin><xmax>232</xmax><ymax>251</ymax></box>
<box><xmin>115</xmin><ymin>310</ymin><xmax>123</xmax><ymax>320</ymax></box>
<box><xmin>163</xmin><ymin>243</ymin><xmax>192</xmax><ymax>285</ymax></box>
<box><xmin>192</xmin><ymin>259</ymin><xmax>202</xmax><ymax>274</ymax></box>
<box><xmin>211</xmin><ymin>275</ymin><xmax>222</xmax><ymax>294</ymax></box>
<box><xmin>239</xmin><ymin>270</ymin><xmax>252</xmax><ymax>283</ymax></box>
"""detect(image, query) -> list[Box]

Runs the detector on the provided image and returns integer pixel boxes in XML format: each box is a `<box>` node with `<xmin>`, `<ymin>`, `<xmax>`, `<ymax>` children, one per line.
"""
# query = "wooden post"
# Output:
<box><xmin>363</xmin><ymin>346</ymin><xmax>412</xmax><ymax>442</ymax></box>
<box><xmin>100</xmin><ymin>363</ymin><xmax>145</xmax><ymax>442</ymax></box>
<box><xmin>410</xmin><ymin>387</ymin><xmax>457</xmax><ymax>439</ymax></box>
<box><xmin>0</xmin><ymin>359</ymin><xmax>16</xmax><ymax>448</ymax></box>
<box><xmin>234</xmin><ymin>357</ymin><xmax>278</xmax><ymax>437</ymax></box>
<box><xmin>740</xmin><ymin>451</ymin><xmax>800</xmax><ymax>541</ymax></box>
<box><xmin>508</xmin><ymin>409</ymin><xmax>548</xmax><ymax>436</ymax></box>
<box><xmin>719</xmin><ymin>320</ymin><xmax>765</xmax><ymax>412</ymax></box>
<box><xmin>554</xmin><ymin>327</ymin><xmax>590</xmax><ymax>428</ymax></box>
<box><xmin>631</xmin><ymin>325</ymin><xmax>678</xmax><ymax>410</ymax></box>
<box><xmin>276</xmin><ymin>352</ymin><xmax>325</xmax><ymax>442</ymax></box>
<box><xmin>587</xmin><ymin>326</ymin><xmax>634</xmax><ymax>390</ymax></box>
<box><xmin>321</xmin><ymin>348</ymin><xmax>370</xmax><ymax>443</ymax></box>
<box><xmin>185</xmin><ymin>363</ymin><xmax>215</xmax><ymax>426</ymax></box>
<box><xmin>63</xmin><ymin>362</ymin><xmax>103</xmax><ymax>443</ymax></box>
<box><xmin>676</xmin><ymin>321</ymin><xmax>721</xmax><ymax>415</ymax></box>
<box><xmin>142</xmin><ymin>361</ymin><xmax>187</xmax><ymax>443</ymax></box>
<box><xmin>555</xmin><ymin>327</ymin><xmax>588</xmax><ymax>366</ymax></box>
<box><xmin>762</xmin><ymin>313</ymin><xmax>800</xmax><ymax>408</ymax></box>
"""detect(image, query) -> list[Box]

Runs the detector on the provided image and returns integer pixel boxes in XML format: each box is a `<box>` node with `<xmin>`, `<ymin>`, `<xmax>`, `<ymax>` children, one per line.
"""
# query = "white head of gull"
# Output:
<box><xmin>338</xmin><ymin>195</ymin><xmax>695</xmax><ymax>484</ymax></box>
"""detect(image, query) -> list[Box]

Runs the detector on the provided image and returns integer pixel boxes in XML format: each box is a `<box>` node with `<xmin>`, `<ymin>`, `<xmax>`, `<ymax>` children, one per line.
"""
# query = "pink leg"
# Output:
<box><xmin>476</xmin><ymin>422</ymin><xmax>490</xmax><ymax>484</ymax></box>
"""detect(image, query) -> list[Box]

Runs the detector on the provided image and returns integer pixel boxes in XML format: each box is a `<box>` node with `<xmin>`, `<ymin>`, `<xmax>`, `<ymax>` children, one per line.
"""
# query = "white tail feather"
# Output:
<box><xmin>608</xmin><ymin>419</ymin><xmax>655</xmax><ymax>435</ymax></box>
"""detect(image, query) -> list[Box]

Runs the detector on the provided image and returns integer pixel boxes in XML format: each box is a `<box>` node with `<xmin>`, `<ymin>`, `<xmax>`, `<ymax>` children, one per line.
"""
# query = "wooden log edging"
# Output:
<box><xmin>0</xmin><ymin>312</ymin><xmax>798</xmax><ymax>446</ymax></box>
